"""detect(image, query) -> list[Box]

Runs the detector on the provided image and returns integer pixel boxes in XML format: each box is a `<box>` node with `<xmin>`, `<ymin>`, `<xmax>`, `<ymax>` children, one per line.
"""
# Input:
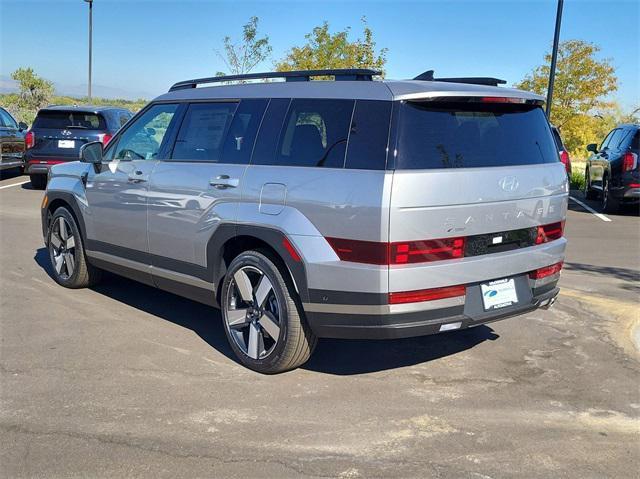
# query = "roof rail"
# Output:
<box><xmin>169</xmin><ymin>68</ymin><xmax>382</xmax><ymax>91</ymax></box>
<box><xmin>413</xmin><ymin>70</ymin><xmax>506</xmax><ymax>87</ymax></box>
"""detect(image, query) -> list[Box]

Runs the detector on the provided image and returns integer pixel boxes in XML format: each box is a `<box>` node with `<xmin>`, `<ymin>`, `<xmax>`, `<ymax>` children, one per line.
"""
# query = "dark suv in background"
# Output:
<box><xmin>584</xmin><ymin>124</ymin><xmax>639</xmax><ymax>213</ymax></box>
<box><xmin>0</xmin><ymin>106</ymin><xmax>28</xmax><ymax>175</ymax></box>
<box><xmin>24</xmin><ymin>105</ymin><xmax>133</xmax><ymax>188</ymax></box>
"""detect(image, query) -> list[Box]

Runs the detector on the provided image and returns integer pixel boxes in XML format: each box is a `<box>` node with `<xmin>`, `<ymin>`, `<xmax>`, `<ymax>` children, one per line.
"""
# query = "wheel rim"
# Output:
<box><xmin>49</xmin><ymin>217</ymin><xmax>76</xmax><ymax>280</ymax></box>
<box><xmin>224</xmin><ymin>265</ymin><xmax>282</xmax><ymax>360</ymax></box>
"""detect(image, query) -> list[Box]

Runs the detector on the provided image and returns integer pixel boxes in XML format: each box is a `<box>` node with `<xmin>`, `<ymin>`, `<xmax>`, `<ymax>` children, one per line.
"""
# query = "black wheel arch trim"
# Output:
<box><xmin>43</xmin><ymin>191</ymin><xmax>88</xmax><ymax>245</ymax></box>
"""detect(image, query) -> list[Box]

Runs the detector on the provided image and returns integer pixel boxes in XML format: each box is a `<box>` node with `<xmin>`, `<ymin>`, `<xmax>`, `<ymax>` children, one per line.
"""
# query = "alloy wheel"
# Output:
<box><xmin>224</xmin><ymin>266</ymin><xmax>282</xmax><ymax>360</ymax></box>
<box><xmin>49</xmin><ymin>217</ymin><xmax>76</xmax><ymax>280</ymax></box>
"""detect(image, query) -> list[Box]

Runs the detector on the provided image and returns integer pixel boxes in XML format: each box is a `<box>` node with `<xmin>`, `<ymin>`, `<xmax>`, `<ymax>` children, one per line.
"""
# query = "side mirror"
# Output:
<box><xmin>586</xmin><ymin>143</ymin><xmax>598</xmax><ymax>153</ymax></box>
<box><xmin>145</xmin><ymin>127</ymin><xmax>156</xmax><ymax>136</ymax></box>
<box><xmin>79</xmin><ymin>141</ymin><xmax>103</xmax><ymax>164</ymax></box>
<box><xmin>18</xmin><ymin>122</ymin><xmax>28</xmax><ymax>131</ymax></box>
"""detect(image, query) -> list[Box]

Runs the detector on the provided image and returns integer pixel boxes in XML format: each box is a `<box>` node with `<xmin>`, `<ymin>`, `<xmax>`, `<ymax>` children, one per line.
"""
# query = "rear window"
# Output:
<box><xmin>395</xmin><ymin>102</ymin><xmax>558</xmax><ymax>169</ymax></box>
<box><xmin>33</xmin><ymin>111</ymin><xmax>106</xmax><ymax>130</ymax></box>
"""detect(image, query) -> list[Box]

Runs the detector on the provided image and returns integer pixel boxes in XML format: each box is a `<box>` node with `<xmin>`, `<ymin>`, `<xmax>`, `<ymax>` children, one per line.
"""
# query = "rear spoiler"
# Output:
<box><xmin>413</xmin><ymin>70</ymin><xmax>507</xmax><ymax>87</ymax></box>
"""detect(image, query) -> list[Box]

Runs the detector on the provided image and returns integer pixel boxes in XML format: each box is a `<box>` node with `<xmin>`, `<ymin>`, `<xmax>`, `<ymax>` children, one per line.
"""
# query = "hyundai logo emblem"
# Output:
<box><xmin>61</xmin><ymin>130</ymin><xmax>72</xmax><ymax>136</ymax></box>
<box><xmin>498</xmin><ymin>176</ymin><xmax>519</xmax><ymax>192</ymax></box>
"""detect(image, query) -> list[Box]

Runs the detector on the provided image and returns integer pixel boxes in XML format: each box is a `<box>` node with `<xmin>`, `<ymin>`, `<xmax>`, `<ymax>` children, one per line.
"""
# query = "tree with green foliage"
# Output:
<box><xmin>215</xmin><ymin>16</ymin><xmax>272</xmax><ymax>77</ymax></box>
<box><xmin>275</xmin><ymin>17</ymin><xmax>387</xmax><ymax>76</ymax></box>
<box><xmin>11</xmin><ymin>67</ymin><xmax>54</xmax><ymax>111</ymax></box>
<box><xmin>516</xmin><ymin>40</ymin><xmax>618</xmax><ymax>158</ymax></box>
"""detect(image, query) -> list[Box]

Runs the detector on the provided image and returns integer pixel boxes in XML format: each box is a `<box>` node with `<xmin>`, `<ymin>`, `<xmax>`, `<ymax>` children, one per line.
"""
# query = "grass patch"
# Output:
<box><xmin>570</xmin><ymin>170</ymin><xmax>586</xmax><ymax>191</ymax></box>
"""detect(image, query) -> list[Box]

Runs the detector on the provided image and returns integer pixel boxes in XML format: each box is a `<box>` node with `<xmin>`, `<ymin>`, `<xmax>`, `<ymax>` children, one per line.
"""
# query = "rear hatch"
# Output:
<box><xmin>29</xmin><ymin>110</ymin><xmax>107</xmax><ymax>159</ymax></box>
<box><xmin>389</xmin><ymin>98</ymin><xmax>568</xmax><ymax>292</ymax></box>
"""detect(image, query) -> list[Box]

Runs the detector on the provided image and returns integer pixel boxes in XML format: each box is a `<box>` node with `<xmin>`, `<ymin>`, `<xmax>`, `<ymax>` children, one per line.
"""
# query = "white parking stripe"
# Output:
<box><xmin>0</xmin><ymin>180</ymin><xmax>30</xmax><ymax>190</ymax></box>
<box><xmin>569</xmin><ymin>196</ymin><xmax>612</xmax><ymax>222</ymax></box>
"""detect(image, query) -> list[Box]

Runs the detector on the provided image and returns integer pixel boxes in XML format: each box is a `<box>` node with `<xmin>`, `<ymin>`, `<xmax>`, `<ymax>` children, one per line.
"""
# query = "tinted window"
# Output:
<box><xmin>113</xmin><ymin>103</ymin><xmax>178</xmax><ymax>160</ymax></box>
<box><xmin>605</xmin><ymin>129</ymin><xmax>624</xmax><ymax>150</ymax></box>
<box><xmin>551</xmin><ymin>127</ymin><xmax>565</xmax><ymax>151</ymax></box>
<box><xmin>171</xmin><ymin>102</ymin><xmax>237</xmax><ymax>162</ymax></box>
<box><xmin>220</xmin><ymin>99</ymin><xmax>268</xmax><ymax>164</ymax></box>
<box><xmin>0</xmin><ymin>108</ymin><xmax>17</xmax><ymax>128</ymax></box>
<box><xmin>345</xmin><ymin>100</ymin><xmax>391</xmax><ymax>170</ymax></box>
<box><xmin>631</xmin><ymin>131</ymin><xmax>639</xmax><ymax>153</ymax></box>
<box><xmin>395</xmin><ymin>102</ymin><xmax>558</xmax><ymax>169</ymax></box>
<box><xmin>33</xmin><ymin>111</ymin><xmax>106</xmax><ymax>130</ymax></box>
<box><xmin>119</xmin><ymin>113</ymin><xmax>131</xmax><ymax>127</ymax></box>
<box><xmin>600</xmin><ymin>130</ymin><xmax>616</xmax><ymax>150</ymax></box>
<box><xmin>252</xmin><ymin>98</ymin><xmax>290</xmax><ymax>165</ymax></box>
<box><xmin>269</xmin><ymin>99</ymin><xmax>354</xmax><ymax>168</ymax></box>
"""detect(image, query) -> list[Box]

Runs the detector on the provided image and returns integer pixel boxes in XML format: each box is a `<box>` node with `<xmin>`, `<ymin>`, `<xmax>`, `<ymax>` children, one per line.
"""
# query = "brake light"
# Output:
<box><xmin>389</xmin><ymin>285</ymin><xmax>466</xmax><ymax>305</ymax></box>
<box><xmin>390</xmin><ymin>237</ymin><xmax>465</xmax><ymax>264</ymax></box>
<box><xmin>535</xmin><ymin>221</ymin><xmax>564</xmax><ymax>245</ymax></box>
<box><xmin>99</xmin><ymin>133</ymin><xmax>113</xmax><ymax>145</ymax></box>
<box><xmin>325</xmin><ymin>238</ymin><xmax>388</xmax><ymax>265</ymax></box>
<box><xmin>622</xmin><ymin>152</ymin><xmax>637</xmax><ymax>172</ymax></box>
<box><xmin>529</xmin><ymin>261</ymin><xmax>563</xmax><ymax>280</ymax></box>
<box><xmin>480</xmin><ymin>97</ymin><xmax>525</xmax><ymax>104</ymax></box>
<box><xmin>559</xmin><ymin>150</ymin><xmax>571</xmax><ymax>173</ymax></box>
<box><xmin>25</xmin><ymin>130</ymin><xmax>35</xmax><ymax>149</ymax></box>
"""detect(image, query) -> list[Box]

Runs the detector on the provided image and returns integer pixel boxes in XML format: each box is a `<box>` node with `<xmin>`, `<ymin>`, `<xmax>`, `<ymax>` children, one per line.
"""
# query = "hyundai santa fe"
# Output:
<box><xmin>41</xmin><ymin>69</ymin><xmax>568</xmax><ymax>373</ymax></box>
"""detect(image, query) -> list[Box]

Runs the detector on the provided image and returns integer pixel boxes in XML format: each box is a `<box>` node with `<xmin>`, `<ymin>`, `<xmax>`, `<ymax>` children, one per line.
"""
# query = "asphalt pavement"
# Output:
<box><xmin>1</xmin><ymin>169</ymin><xmax>638</xmax><ymax>478</ymax></box>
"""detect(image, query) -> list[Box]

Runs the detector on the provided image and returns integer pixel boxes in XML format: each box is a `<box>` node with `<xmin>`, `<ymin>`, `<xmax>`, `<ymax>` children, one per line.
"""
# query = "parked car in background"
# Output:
<box><xmin>24</xmin><ymin>106</ymin><xmax>133</xmax><ymax>189</ymax></box>
<box><xmin>584</xmin><ymin>124</ymin><xmax>639</xmax><ymax>213</ymax></box>
<box><xmin>42</xmin><ymin>69</ymin><xmax>567</xmax><ymax>373</ymax></box>
<box><xmin>0</xmin><ymin>106</ymin><xmax>28</xmax><ymax>174</ymax></box>
<box><xmin>550</xmin><ymin>125</ymin><xmax>571</xmax><ymax>176</ymax></box>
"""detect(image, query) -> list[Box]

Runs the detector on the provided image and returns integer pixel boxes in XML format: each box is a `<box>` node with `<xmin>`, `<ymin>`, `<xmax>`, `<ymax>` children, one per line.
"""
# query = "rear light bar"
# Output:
<box><xmin>535</xmin><ymin>221</ymin><xmax>564</xmax><ymax>245</ymax></box>
<box><xmin>529</xmin><ymin>261</ymin><xmax>563</xmax><ymax>280</ymax></box>
<box><xmin>480</xmin><ymin>96</ymin><xmax>527</xmax><ymax>104</ymax></box>
<box><xmin>389</xmin><ymin>285</ymin><xmax>466</xmax><ymax>305</ymax></box>
<box><xmin>25</xmin><ymin>130</ymin><xmax>35</xmax><ymax>149</ymax></box>
<box><xmin>622</xmin><ymin>152</ymin><xmax>638</xmax><ymax>172</ymax></box>
<box><xmin>326</xmin><ymin>236</ymin><xmax>466</xmax><ymax>265</ymax></box>
<box><xmin>99</xmin><ymin>133</ymin><xmax>113</xmax><ymax>145</ymax></box>
<box><xmin>559</xmin><ymin>150</ymin><xmax>570</xmax><ymax>173</ymax></box>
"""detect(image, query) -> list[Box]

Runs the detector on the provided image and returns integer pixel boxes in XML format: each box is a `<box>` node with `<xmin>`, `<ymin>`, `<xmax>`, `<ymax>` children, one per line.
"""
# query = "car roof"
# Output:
<box><xmin>39</xmin><ymin>105</ymin><xmax>129</xmax><ymax>114</ymax></box>
<box><xmin>155</xmin><ymin>78</ymin><xmax>544</xmax><ymax>103</ymax></box>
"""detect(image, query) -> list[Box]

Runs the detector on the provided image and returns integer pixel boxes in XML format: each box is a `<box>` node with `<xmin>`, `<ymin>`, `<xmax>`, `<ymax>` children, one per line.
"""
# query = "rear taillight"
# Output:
<box><xmin>389</xmin><ymin>285</ymin><xmax>466</xmax><ymax>305</ymax></box>
<box><xmin>390</xmin><ymin>238</ymin><xmax>465</xmax><ymax>264</ymax></box>
<box><xmin>559</xmin><ymin>150</ymin><xmax>570</xmax><ymax>173</ymax></box>
<box><xmin>99</xmin><ymin>133</ymin><xmax>113</xmax><ymax>145</ymax></box>
<box><xmin>535</xmin><ymin>221</ymin><xmax>564</xmax><ymax>245</ymax></box>
<box><xmin>622</xmin><ymin>152</ymin><xmax>638</xmax><ymax>172</ymax></box>
<box><xmin>326</xmin><ymin>236</ymin><xmax>466</xmax><ymax>265</ymax></box>
<box><xmin>325</xmin><ymin>238</ymin><xmax>388</xmax><ymax>265</ymax></box>
<box><xmin>25</xmin><ymin>130</ymin><xmax>35</xmax><ymax>149</ymax></box>
<box><xmin>529</xmin><ymin>261</ymin><xmax>563</xmax><ymax>280</ymax></box>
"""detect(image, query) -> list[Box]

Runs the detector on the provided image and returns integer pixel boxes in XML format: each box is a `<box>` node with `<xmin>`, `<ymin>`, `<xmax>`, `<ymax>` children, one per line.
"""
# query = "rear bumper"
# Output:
<box><xmin>24</xmin><ymin>158</ymin><xmax>73</xmax><ymax>175</ymax></box>
<box><xmin>304</xmin><ymin>276</ymin><xmax>559</xmax><ymax>339</ymax></box>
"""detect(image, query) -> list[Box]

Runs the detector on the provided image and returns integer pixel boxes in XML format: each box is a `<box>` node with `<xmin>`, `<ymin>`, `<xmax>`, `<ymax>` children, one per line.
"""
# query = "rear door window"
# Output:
<box><xmin>33</xmin><ymin>111</ymin><xmax>106</xmax><ymax>130</ymax></box>
<box><xmin>605</xmin><ymin>129</ymin><xmax>624</xmax><ymax>150</ymax></box>
<box><xmin>394</xmin><ymin>101</ymin><xmax>558</xmax><ymax>169</ymax></box>
<box><xmin>345</xmin><ymin>100</ymin><xmax>392</xmax><ymax>170</ymax></box>
<box><xmin>171</xmin><ymin>102</ymin><xmax>237</xmax><ymax>162</ymax></box>
<box><xmin>253</xmin><ymin>99</ymin><xmax>354</xmax><ymax>168</ymax></box>
<box><xmin>220</xmin><ymin>99</ymin><xmax>268</xmax><ymax>164</ymax></box>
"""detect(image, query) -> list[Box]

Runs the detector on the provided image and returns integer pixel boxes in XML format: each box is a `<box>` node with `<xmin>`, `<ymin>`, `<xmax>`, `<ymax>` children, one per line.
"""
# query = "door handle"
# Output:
<box><xmin>209</xmin><ymin>175</ymin><xmax>239</xmax><ymax>189</ymax></box>
<box><xmin>127</xmin><ymin>170</ymin><xmax>146</xmax><ymax>183</ymax></box>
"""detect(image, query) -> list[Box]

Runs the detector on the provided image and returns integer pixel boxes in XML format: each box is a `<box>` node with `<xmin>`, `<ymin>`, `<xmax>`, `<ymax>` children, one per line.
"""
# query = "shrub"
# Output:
<box><xmin>570</xmin><ymin>170</ymin><xmax>586</xmax><ymax>191</ymax></box>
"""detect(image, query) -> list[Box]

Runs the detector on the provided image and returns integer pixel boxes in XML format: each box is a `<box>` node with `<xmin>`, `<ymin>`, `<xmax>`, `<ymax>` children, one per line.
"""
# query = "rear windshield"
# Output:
<box><xmin>33</xmin><ymin>111</ymin><xmax>106</xmax><ymax>130</ymax></box>
<box><xmin>395</xmin><ymin>102</ymin><xmax>558</xmax><ymax>169</ymax></box>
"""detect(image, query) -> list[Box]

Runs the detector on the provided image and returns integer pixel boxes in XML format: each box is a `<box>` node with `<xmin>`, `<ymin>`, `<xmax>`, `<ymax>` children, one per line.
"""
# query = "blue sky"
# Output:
<box><xmin>1</xmin><ymin>0</ymin><xmax>638</xmax><ymax>109</ymax></box>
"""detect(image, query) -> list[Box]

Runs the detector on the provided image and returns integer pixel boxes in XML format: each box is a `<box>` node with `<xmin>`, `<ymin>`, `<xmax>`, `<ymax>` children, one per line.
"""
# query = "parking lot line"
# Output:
<box><xmin>0</xmin><ymin>179</ymin><xmax>30</xmax><ymax>190</ymax></box>
<box><xmin>569</xmin><ymin>195</ymin><xmax>612</xmax><ymax>222</ymax></box>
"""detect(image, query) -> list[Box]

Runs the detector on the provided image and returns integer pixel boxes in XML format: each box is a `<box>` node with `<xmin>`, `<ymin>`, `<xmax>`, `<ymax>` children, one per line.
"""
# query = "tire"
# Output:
<box><xmin>584</xmin><ymin>168</ymin><xmax>597</xmax><ymax>200</ymax></box>
<box><xmin>220</xmin><ymin>250</ymin><xmax>317</xmax><ymax>374</ymax></box>
<box><xmin>47</xmin><ymin>207</ymin><xmax>102</xmax><ymax>288</ymax></box>
<box><xmin>30</xmin><ymin>174</ymin><xmax>47</xmax><ymax>190</ymax></box>
<box><xmin>602</xmin><ymin>175</ymin><xmax>620</xmax><ymax>214</ymax></box>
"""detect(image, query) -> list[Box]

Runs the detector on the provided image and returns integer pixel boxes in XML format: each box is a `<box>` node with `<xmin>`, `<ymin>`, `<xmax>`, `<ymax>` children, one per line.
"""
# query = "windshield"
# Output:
<box><xmin>33</xmin><ymin>111</ymin><xmax>106</xmax><ymax>130</ymax></box>
<box><xmin>395</xmin><ymin>102</ymin><xmax>559</xmax><ymax>169</ymax></box>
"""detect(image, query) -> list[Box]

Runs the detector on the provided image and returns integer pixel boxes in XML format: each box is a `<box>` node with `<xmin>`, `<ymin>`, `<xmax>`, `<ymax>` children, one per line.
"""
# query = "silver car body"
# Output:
<box><xmin>43</xmin><ymin>77</ymin><xmax>567</xmax><ymax>339</ymax></box>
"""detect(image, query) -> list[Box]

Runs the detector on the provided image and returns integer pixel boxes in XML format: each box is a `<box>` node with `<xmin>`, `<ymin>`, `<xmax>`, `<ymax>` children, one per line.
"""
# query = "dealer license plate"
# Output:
<box><xmin>481</xmin><ymin>278</ymin><xmax>518</xmax><ymax>311</ymax></box>
<box><xmin>58</xmin><ymin>140</ymin><xmax>75</xmax><ymax>148</ymax></box>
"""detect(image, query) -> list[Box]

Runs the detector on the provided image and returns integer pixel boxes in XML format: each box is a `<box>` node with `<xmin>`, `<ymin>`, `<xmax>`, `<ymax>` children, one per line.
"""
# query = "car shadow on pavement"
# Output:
<box><xmin>564</xmin><ymin>262</ymin><xmax>640</xmax><ymax>283</ymax></box>
<box><xmin>34</xmin><ymin>247</ymin><xmax>499</xmax><ymax>375</ymax></box>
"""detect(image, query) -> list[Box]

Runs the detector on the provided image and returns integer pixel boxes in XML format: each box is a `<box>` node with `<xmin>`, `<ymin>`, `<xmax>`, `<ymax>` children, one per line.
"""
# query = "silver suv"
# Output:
<box><xmin>41</xmin><ymin>69</ymin><xmax>568</xmax><ymax>373</ymax></box>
